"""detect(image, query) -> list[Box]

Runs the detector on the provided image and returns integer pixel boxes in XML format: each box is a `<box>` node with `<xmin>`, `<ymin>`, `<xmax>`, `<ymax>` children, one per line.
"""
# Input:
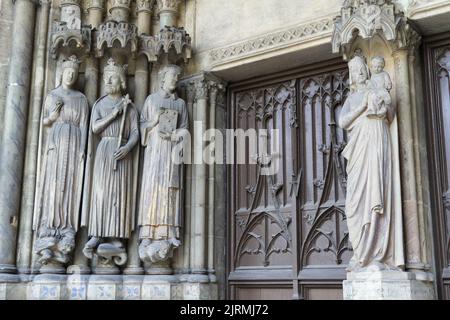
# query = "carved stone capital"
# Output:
<box><xmin>156</xmin><ymin>0</ymin><xmax>181</xmax><ymax>13</ymax></box>
<box><xmin>186</xmin><ymin>82</ymin><xmax>196</xmax><ymax>104</ymax></box>
<box><xmin>208</xmin><ymin>80</ymin><xmax>226</xmax><ymax>104</ymax></box>
<box><xmin>179</xmin><ymin>73</ymin><xmax>227</xmax><ymax>104</ymax></box>
<box><xmin>195</xmin><ymin>78</ymin><xmax>209</xmax><ymax>101</ymax></box>
<box><xmin>136</xmin><ymin>0</ymin><xmax>155</xmax><ymax>13</ymax></box>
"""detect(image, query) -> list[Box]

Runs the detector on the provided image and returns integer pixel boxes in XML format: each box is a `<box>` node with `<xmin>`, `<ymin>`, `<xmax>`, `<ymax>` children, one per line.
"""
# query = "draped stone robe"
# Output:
<box><xmin>339</xmin><ymin>87</ymin><xmax>404</xmax><ymax>270</ymax></box>
<box><xmin>33</xmin><ymin>87</ymin><xmax>89</xmax><ymax>236</ymax></box>
<box><xmin>138</xmin><ymin>89</ymin><xmax>188</xmax><ymax>241</ymax></box>
<box><xmin>82</xmin><ymin>95</ymin><xmax>139</xmax><ymax>239</ymax></box>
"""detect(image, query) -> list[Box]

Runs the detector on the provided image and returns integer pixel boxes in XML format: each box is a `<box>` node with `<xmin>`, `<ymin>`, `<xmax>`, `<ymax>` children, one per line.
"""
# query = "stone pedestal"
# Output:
<box><xmin>141</xmin><ymin>275</ymin><xmax>179</xmax><ymax>300</ymax></box>
<box><xmin>343</xmin><ymin>271</ymin><xmax>435</xmax><ymax>300</ymax></box>
<box><xmin>122</xmin><ymin>275</ymin><xmax>143</xmax><ymax>300</ymax></box>
<box><xmin>87</xmin><ymin>275</ymin><xmax>122</xmax><ymax>300</ymax></box>
<box><xmin>28</xmin><ymin>274</ymin><xmax>68</xmax><ymax>300</ymax></box>
<box><xmin>0</xmin><ymin>282</ymin><xmax>27</xmax><ymax>300</ymax></box>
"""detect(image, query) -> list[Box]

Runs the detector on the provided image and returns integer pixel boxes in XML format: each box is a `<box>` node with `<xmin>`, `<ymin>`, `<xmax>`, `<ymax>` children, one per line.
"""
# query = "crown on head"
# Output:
<box><xmin>62</xmin><ymin>55</ymin><xmax>81</xmax><ymax>70</ymax></box>
<box><xmin>104</xmin><ymin>58</ymin><xmax>127</xmax><ymax>77</ymax></box>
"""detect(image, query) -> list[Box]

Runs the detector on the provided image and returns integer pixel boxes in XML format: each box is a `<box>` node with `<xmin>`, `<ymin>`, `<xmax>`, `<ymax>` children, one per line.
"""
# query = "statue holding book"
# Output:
<box><xmin>138</xmin><ymin>65</ymin><xmax>188</xmax><ymax>271</ymax></box>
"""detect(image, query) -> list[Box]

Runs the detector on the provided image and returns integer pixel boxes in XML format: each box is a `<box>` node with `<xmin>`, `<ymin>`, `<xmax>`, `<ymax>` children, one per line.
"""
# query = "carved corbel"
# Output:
<box><xmin>138</xmin><ymin>26</ymin><xmax>192</xmax><ymax>64</ymax></box>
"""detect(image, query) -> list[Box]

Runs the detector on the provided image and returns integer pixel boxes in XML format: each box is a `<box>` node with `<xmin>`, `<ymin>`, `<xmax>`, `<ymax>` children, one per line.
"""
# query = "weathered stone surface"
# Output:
<box><xmin>343</xmin><ymin>271</ymin><xmax>435</xmax><ymax>300</ymax></box>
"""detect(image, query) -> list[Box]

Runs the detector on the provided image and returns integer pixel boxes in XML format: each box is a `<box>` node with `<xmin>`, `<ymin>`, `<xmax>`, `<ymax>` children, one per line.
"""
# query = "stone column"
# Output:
<box><xmin>16</xmin><ymin>0</ymin><xmax>51</xmax><ymax>276</ymax></box>
<box><xmin>407</xmin><ymin>48</ymin><xmax>429</xmax><ymax>272</ymax></box>
<box><xmin>87</xmin><ymin>0</ymin><xmax>104</xmax><ymax>29</ymax></box>
<box><xmin>137</xmin><ymin>0</ymin><xmax>154</xmax><ymax>35</ymax></box>
<box><xmin>179</xmin><ymin>82</ymin><xmax>195</xmax><ymax>281</ymax></box>
<box><xmin>189</xmin><ymin>76</ymin><xmax>209</xmax><ymax>283</ymax></box>
<box><xmin>0</xmin><ymin>0</ymin><xmax>37</xmax><ymax>280</ymax></box>
<box><xmin>392</xmin><ymin>48</ymin><xmax>426</xmax><ymax>273</ymax></box>
<box><xmin>157</xmin><ymin>0</ymin><xmax>180</xmax><ymax>29</ymax></box>
<box><xmin>109</xmin><ymin>0</ymin><xmax>130</xmax><ymax>22</ymax></box>
<box><xmin>123</xmin><ymin>59</ymin><xmax>149</xmax><ymax>276</ymax></box>
<box><xmin>207</xmin><ymin>83</ymin><xmax>217</xmax><ymax>282</ymax></box>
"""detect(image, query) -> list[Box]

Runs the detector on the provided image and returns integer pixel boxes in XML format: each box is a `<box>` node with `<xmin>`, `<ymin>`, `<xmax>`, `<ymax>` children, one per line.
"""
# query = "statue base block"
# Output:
<box><xmin>66</xmin><ymin>274</ymin><xmax>89</xmax><ymax>300</ymax></box>
<box><xmin>28</xmin><ymin>274</ymin><xmax>68</xmax><ymax>300</ymax></box>
<box><xmin>183</xmin><ymin>282</ymin><xmax>218</xmax><ymax>300</ymax></box>
<box><xmin>141</xmin><ymin>275</ymin><xmax>179</xmax><ymax>300</ymax></box>
<box><xmin>122</xmin><ymin>275</ymin><xmax>144</xmax><ymax>300</ymax></box>
<box><xmin>87</xmin><ymin>275</ymin><xmax>122</xmax><ymax>300</ymax></box>
<box><xmin>343</xmin><ymin>271</ymin><xmax>435</xmax><ymax>300</ymax></box>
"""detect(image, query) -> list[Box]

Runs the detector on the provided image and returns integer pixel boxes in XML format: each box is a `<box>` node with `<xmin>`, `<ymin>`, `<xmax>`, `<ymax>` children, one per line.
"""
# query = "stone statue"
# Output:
<box><xmin>33</xmin><ymin>55</ymin><xmax>89</xmax><ymax>273</ymax></box>
<box><xmin>338</xmin><ymin>54</ymin><xmax>404</xmax><ymax>272</ymax></box>
<box><xmin>81</xmin><ymin>58</ymin><xmax>139</xmax><ymax>274</ymax></box>
<box><xmin>138</xmin><ymin>65</ymin><xmax>188</xmax><ymax>270</ymax></box>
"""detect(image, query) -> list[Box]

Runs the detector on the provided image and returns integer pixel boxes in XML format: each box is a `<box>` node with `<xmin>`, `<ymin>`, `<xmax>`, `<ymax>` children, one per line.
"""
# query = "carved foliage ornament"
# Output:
<box><xmin>136</xmin><ymin>0</ymin><xmax>156</xmax><ymax>13</ymax></box>
<box><xmin>210</xmin><ymin>18</ymin><xmax>333</xmax><ymax>63</ymax></box>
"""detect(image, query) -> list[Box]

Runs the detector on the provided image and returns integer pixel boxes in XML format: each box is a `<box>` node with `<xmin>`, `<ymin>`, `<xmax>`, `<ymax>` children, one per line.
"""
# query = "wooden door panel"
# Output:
<box><xmin>227</xmin><ymin>60</ymin><xmax>350</xmax><ymax>300</ymax></box>
<box><xmin>424</xmin><ymin>34</ymin><xmax>450</xmax><ymax>299</ymax></box>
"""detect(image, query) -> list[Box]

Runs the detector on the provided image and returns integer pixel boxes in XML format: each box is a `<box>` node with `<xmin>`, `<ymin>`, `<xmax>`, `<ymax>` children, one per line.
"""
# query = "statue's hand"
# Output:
<box><xmin>113</xmin><ymin>101</ymin><xmax>124</xmax><ymax>118</ymax></box>
<box><xmin>55</xmin><ymin>99</ymin><xmax>64</xmax><ymax>112</ymax></box>
<box><xmin>155</xmin><ymin>109</ymin><xmax>166</xmax><ymax>123</ymax></box>
<box><xmin>171</xmin><ymin>131</ymin><xmax>182</xmax><ymax>142</ymax></box>
<box><xmin>114</xmin><ymin>145</ymin><xmax>131</xmax><ymax>160</ymax></box>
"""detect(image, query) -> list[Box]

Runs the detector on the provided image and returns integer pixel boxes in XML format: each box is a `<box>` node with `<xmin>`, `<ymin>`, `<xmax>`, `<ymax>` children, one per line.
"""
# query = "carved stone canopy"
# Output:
<box><xmin>95</xmin><ymin>21</ymin><xmax>138</xmax><ymax>58</ymax></box>
<box><xmin>51</xmin><ymin>22</ymin><xmax>91</xmax><ymax>59</ymax></box>
<box><xmin>332</xmin><ymin>0</ymin><xmax>420</xmax><ymax>59</ymax></box>
<box><xmin>139</xmin><ymin>26</ymin><xmax>191</xmax><ymax>63</ymax></box>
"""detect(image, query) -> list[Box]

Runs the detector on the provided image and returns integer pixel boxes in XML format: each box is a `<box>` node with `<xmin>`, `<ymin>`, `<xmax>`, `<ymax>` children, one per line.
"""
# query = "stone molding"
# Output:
<box><xmin>208</xmin><ymin>16</ymin><xmax>335</xmax><ymax>65</ymax></box>
<box><xmin>408</xmin><ymin>0</ymin><xmax>450</xmax><ymax>18</ymax></box>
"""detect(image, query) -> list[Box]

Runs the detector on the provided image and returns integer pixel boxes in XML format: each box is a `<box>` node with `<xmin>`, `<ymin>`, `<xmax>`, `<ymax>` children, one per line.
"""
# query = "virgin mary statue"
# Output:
<box><xmin>338</xmin><ymin>54</ymin><xmax>404</xmax><ymax>272</ymax></box>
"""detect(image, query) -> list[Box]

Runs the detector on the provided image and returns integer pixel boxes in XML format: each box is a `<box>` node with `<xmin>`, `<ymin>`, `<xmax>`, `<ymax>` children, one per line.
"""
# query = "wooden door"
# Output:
<box><xmin>424</xmin><ymin>33</ymin><xmax>450</xmax><ymax>299</ymax></box>
<box><xmin>227</xmin><ymin>59</ymin><xmax>352</xmax><ymax>300</ymax></box>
